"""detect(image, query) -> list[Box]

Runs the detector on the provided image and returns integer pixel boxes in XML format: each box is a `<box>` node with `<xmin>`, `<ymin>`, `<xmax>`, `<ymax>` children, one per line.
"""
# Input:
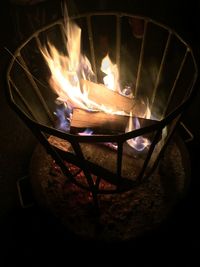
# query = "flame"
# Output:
<box><xmin>40</xmin><ymin>21</ymin><xmax>92</xmax><ymax>110</ymax></box>
<box><xmin>101</xmin><ymin>54</ymin><xmax>120</xmax><ymax>92</ymax></box>
<box><xmin>40</xmin><ymin>20</ymin><xmax>122</xmax><ymax>115</ymax></box>
<box><xmin>126</xmin><ymin>100</ymin><xmax>151</xmax><ymax>151</ymax></box>
<box><xmin>40</xmin><ymin>17</ymin><xmax>151</xmax><ymax>152</ymax></box>
<box><xmin>78</xmin><ymin>128</ymin><xmax>93</xmax><ymax>136</ymax></box>
<box><xmin>54</xmin><ymin>102</ymin><xmax>71</xmax><ymax>131</ymax></box>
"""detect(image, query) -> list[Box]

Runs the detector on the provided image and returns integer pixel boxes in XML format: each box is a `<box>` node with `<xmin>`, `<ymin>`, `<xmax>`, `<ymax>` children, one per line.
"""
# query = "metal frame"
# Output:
<box><xmin>6</xmin><ymin>13</ymin><xmax>198</xmax><ymax>209</ymax></box>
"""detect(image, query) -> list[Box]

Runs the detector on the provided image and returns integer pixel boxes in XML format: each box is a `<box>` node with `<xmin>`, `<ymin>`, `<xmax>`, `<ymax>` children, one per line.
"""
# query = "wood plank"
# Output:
<box><xmin>70</xmin><ymin>108</ymin><xmax>129</xmax><ymax>134</ymax></box>
<box><xmin>70</xmin><ymin>108</ymin><xmax>157</xmax><ymax>135</ymax></box>
<box><xmin>81</xmin><ymin>79</ymin><xmax>134</xmax><ymax>114</ymax></box>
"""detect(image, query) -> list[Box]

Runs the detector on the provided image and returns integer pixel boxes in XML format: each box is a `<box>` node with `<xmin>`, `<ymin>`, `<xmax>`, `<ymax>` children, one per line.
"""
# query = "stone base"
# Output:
<box><xmin>30</xmin><ymin>135</ymin><xmax>190</xmax><ymax>242</ymax></box>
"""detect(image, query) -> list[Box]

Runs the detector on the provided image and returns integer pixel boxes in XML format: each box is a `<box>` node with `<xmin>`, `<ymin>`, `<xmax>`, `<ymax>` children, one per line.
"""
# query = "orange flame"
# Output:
<box><xmin>40</xmin><ymin>20</ymin><xmax>123</xmax><ymax>114</ymax></box>
<box><xmin>40</xmin><ymin>18</ymin><xmax>151</xmax><ymax>151</ymax></box>
<box><xmin>40</xmin><ymin>21</ymin><xmax>91</xmax><ymax>110</ymax></box>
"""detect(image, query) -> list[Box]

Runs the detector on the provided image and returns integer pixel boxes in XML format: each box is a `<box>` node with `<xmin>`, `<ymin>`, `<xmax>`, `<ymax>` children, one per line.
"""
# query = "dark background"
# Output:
<box><xmin>0</xmin><ymin>0</ymin><xmax>200</xmax><ymax>266</ymax></box>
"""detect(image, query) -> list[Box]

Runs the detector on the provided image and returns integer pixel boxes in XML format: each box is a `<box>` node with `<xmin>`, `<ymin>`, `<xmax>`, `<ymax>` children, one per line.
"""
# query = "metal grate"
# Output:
<box><xmin>7</xmin><ymin>13</ymin><xmax>198</xmax><ymax>208</ymax></box>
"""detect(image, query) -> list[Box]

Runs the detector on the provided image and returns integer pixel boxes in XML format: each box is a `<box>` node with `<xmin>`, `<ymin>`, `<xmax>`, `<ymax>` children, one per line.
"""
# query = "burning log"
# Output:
<box><xmin>81</xmin><ymin>79</ymin><xmax>134</xmax><ymax>113</ymax></box>
<box><xmin>70</xmin><ymin>108</ymin><xmax>128</xmax><ymax>134</ymax></box>
<box><xmin>70</xmin><ymin>108</ymin><xmax>157</xmax><ymax>135</ymax></box>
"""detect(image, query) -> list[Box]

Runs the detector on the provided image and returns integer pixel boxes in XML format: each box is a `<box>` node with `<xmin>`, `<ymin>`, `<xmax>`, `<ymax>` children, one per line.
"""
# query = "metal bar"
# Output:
<box><xmin>94</xmin><ymin>176</ymin><xmax>101</xmax><ymax>191</ymax></box>
<box><xmin>116</xmin><ymin>15</ymin><xmax>121</xmax><ymax>72</ymax></box>
<box><xmin>30</xmin><ymin>128</ymin><xmax>88</xmax><ymax>190</ymax></box>
<box><xmin>179</xmin><ymin>121</ymin><xmax>194</xmax><ymax>142</ymax></box>
<box><xmin>86</xmin><ymin>15</ymin><xmax>97</xmax><ymax>82</ymax></box>
<box><xmin>59</xmin><ymin>22</ymin><xmax>68</xmax><ymax>50</ymax></box>
<box><xmin>37</xmin><ymin>117</ymin><xmax>161</xmax><ymax>144</ymax></box>
<box><xmin>150</xmin><ymin>32</ymin><xmax>172</xmax><ymax>109</ymax></box>
<box><xmin>9</xmin><ymin>78</ymin><xmax>38</xmax><ymax>121</ymax></box>
<box><xmin>35</xmin><ymin>35</ymin><xmax>43</xmax><ymax>49</ymax></box>
<box><xmin>117</xmin><ymin>141</ymin><xmax>123</xmax><ymax>180</ymax></box>
<box><xmin>138</xmin><ymin>128</ymin><xmax>162</xmax><ymax>181</ymax></box>
<box><xmin>17</xmin><ymin>53</ymin><xmax>54</xmax><ymax>124</ymax></box>
<box><xmin>162</xmin><ymin>48</ymin><xmax>188</xmax><ymax>118</ymax></box>
<box><xmin>5</xmin><ymin>46</ymin><xmax>47</xmax><ymax>90</ymax></box>
<box><xmin>145</xmin><ymin>115</ymin><xmax>181</xmax><ymax>180</ymax></box>
<box><xmin>134</xmin><ymin>19</ymin><xmax>148</xmax><ymax>97</ymax></box>
<box><xmin>70</xmin><ymin>140</ymin><xmax>99</xmax><ymax>210</ymax></box>
<box><xmin>10</xmin><ymin>13</ymin><xmax>196</xmax><ymax>71</ymax></box>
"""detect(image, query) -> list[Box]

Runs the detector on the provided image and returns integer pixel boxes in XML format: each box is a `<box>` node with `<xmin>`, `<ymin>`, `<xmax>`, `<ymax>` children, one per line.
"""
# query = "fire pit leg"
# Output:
<box><xmin>70</xmin><ymin>141</ymin><xmax>100</xmax><ymax>213</ymax></box>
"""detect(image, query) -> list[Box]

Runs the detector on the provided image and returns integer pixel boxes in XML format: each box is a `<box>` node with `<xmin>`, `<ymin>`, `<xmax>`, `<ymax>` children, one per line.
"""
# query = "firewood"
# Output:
<box><xmin>70</xmin><ymin>108</ymin><xmax>129</xmax><ymax>134</ymax></box>
<box><xmin>70</xmin><ymin>108</ymin><xmax>156</xmax><ymax>135</ymax></box>
<box><xmin>81</xmin><ymin>79</ymin><xmax>134</xmax><ymax>113</ymax></box>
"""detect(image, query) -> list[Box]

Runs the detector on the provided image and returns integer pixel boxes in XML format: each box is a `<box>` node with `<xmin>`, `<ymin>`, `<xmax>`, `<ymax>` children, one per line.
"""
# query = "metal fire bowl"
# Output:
<box><xmin>30</xmin><ymin>132</ymin><xmax>190</xmax><ymax>241</ymax></box>
<box><xmin>7</xmin><ymin>13</ymin><xmax>197</xmax><ymax>198</ymax></box>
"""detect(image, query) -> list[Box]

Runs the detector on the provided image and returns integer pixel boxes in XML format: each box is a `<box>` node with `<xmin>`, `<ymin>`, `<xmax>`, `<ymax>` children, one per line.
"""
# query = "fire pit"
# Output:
<box><xmin>6</xmin><ymin>9</ymin><xmax>197</xmax><ymax>241</ymax></box>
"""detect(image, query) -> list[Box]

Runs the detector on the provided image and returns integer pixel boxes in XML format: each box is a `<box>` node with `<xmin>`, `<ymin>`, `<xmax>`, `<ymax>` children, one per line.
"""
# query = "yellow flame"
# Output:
<box><xmin>40</xmin><ymin>18</ymin><xmax>151</xmax><ymax>151</ymax></box>
<box><xmin>40</xmin><ymin>21</ymin><xmax>90</xmax><ymax>110</ymax></box>
<box><xmin>40</xmin><ymin>20</ymin><xmax>122</xmax><ymax>114</ymax></box>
